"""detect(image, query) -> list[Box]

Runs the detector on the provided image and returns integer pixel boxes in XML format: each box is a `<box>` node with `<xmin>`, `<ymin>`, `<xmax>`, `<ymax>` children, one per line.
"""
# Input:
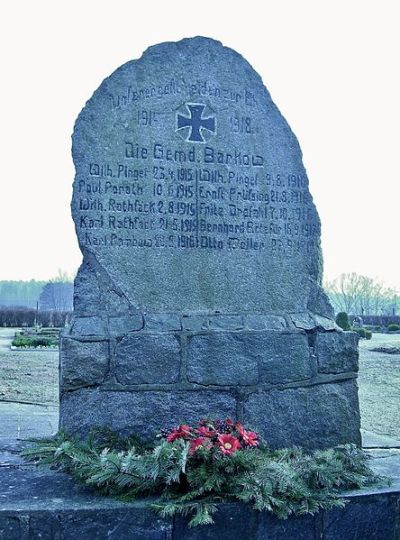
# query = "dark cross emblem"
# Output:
<box><xmin>176</xmin><ymin>103</ymin><xmax>216</xmax><ymax>142</ymax></box>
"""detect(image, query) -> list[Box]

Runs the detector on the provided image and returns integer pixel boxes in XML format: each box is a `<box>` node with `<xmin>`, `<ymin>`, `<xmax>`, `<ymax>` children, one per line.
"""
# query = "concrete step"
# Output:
<box><xmin>0</xmin><ymin>441</ymin><xmax>399</xmax><ymax>539</ymax></box>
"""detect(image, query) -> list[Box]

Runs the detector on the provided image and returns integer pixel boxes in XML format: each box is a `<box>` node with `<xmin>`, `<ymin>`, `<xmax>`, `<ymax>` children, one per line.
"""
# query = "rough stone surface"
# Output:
<box><xmin>257</xmin><ymin>332</ymin><xmax>315</xmax><ymax>384</ymax></box>
<box><xmin>114</xmin><ymin>334</ymin><xmax>181</xmax><ymax>384</ymax></box>
<box><xmin>257</xmin><ymin>512</ymin><xmax>318</xmax><ymax>539</ymax></box>
<box><xmin>324</xmin><ymin>496</ymin><xmax>399</xmax><ymax>540</ymax></box>
<box><xmin>306</xmin><ymin>283</ymin><xmax>335</xmax><ymax>319</ymax></box>
<box><xmin>145</xmin><ymin>314</ymin><xmax>182</xmax><ymax>331</ymax></box>
<box><xmin>245</xmin><ymin>314</ymin><xmax>287</xmax><ymax>330</ymax></box>
<box><xmin>73</xmin><ymin>259</ymin><xmax>102</xmax><ymax>314</ymax></box>
<box><xmin>290</xmin><ymin>312</ymin><xmax>317</xmax><ymax>330</ymax></box>
<box><xmin>187</xmin><ymin>333</ymin><xmax>259</xmax><ymax>385</ymax></box>
<box><xmin>208</xmin><ymin>315</ymin><xmax>244</xmax><ymax>330</ymax></box>
<box><xmin>60</xmin><ymin>389</ymin><xmax>237</xmax><ymax>439</ymax></box>
<box><xmin>314</xmin><ymin>314</ymin><xmax>339</xmax><ymax>331</ymax></box>
<box><xmin>315</xmin><ymin>331</ymin><xmax>359</xmax><ymax>374</ymax></box>
<box><xmin>61</xmin><ymin>338</ymin><xmax>109</xmax><ymax>388</ymax></box>
<box><xmin>71</xmin><ymin>37</ymin><xmax>328</xmax><ymax>315</ymax></box>
<box><xmin>61</xmin><ymin>36</ymin><xmax>361</xmax><ymax>451</ymax></box>
<box><xmin>60</xmin><ymin>510</ymin><xmax>169</xmax><ymax>539</ymax></box>
<box><xmin>187</xmin><ymin>331</ymin><xmax>313</xmax><ymax>386</ymax></box>
<box><xmin>71</xmin><ymin>316</ymin><xmax>106</xmax><ymax>336</ymax></box>
<box><xmin>244</xmin><ymin>380</ymin><xmax>362</xmax><ymax>449</ymax></box>
<box><xmin>173</xmin><ymin>503</ymin><xmax>259</xmax><ymax>539</ymax></box>
<box><xmin>181</xmin><ymin>314</ymin><xmax>209</xmax><ymax>331</ymax></box>
<box><xmin>108</xmin><ymin>314</ymin><xmax>143</xmax><ymax>336</ymax></box>
<box><xmin>0</xmin><ymin>515</ymin><xmax>22</xmax><ymax>540</ymax></box>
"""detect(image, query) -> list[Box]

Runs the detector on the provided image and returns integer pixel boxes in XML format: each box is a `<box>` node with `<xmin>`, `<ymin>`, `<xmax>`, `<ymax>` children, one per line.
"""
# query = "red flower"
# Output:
<box><xmin>195</xmin><ymin>426</ymin><xmax>216</xmax><ymax>438</ymax></box>
<box><xmin>190</xmin><ymin>437</ymin><xmax>214</xmax><ymax>454</ymax></box>
<box><xmin>242</xmin><ymin>431</ymin><xmax>259</xmax><ymax>447</ymax></box>
<box><xmin>225</xmin><ymin>418</ymin><xmax>234</xmax><ymax>426</ymax></box>
<box><xmin>189</xmin><ymin>437</ymin><xmax>205</xmax><ymax>454</ymax></box>
<box><xmin>235</xmin><ymin>422</ymin><xmax>245</xmax><ymax>435</ymax></box>
<box><xmin>236</xmin><ymin>422</ymin><xmax>258</xmax><ymax>447</ymax></box>
<box><xmin>166</xmin><ymin>424</ymin><xmax>191</xmax><ymax>442</ymax></box>
<box><xmin>217</xmin><ymin>434</ymin><xmax>241</xmax><ymax>455</ymax></box>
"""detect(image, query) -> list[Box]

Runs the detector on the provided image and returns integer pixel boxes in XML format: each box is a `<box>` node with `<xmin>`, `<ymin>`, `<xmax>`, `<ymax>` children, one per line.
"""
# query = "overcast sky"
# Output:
<box><xmin>1</xmin><ymin>1</ymin><xmax>398</xmax><ymax>290</ymax></box>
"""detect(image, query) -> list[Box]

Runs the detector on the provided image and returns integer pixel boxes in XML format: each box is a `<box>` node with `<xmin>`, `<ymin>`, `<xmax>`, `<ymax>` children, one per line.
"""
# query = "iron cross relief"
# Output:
<box><xmin>176</xmin><ymin>103</ymin><xmax>216</xmax><ymax>142</ymax></box>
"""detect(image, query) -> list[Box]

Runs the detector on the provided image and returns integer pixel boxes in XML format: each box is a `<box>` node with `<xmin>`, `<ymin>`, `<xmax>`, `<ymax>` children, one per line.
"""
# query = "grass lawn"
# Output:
<box><xmin>0</xmin><ymin>328</ymin><xmax>58</xmax><ymax>405</ymax></box>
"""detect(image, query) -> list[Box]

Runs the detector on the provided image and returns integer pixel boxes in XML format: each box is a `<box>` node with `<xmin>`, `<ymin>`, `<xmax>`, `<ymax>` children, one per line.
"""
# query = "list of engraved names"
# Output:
<box><xmin>77</xmin><ymin>140</ymin><xmax>318</xmax><ymax>256</ymax></box>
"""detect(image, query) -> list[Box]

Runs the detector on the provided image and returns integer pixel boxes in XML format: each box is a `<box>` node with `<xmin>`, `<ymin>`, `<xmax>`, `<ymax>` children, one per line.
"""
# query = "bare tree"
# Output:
<box><xmin>325</xmin><ymin>273</ymin><xmax>361</xmax><ymax>314</ymax></box>
<box><xmin>49</xmin><ymin>269</ymin><xmax>75</xmax><ymax>283</ymax></box>
<box><xmin>324</xmin><ymin>273</ymin><xmax>399</xmax><ymax>316</ymax></box>
<box><xmin>39</xmin><ymin>283</ymin><xmax>73</xmax><ymax>312</ymax></box>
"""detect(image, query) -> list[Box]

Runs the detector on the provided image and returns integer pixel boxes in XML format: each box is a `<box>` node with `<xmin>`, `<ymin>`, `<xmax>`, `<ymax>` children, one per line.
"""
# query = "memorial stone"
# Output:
<box><xmin>61</xmin><ymin>37</ymin><xmax>361</xmax><ymax>449</ymax></box>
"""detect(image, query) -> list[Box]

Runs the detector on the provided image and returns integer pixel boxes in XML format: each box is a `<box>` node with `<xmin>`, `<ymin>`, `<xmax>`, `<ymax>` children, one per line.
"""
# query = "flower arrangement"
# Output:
<box><xmin>22</xmin><ymin>419</ymin><xmax>385</xmax><ymax>528</ymax></box>
<box><xmin>163</xmin><ymin>418</ymin><xmax>259</xmax><ymax>455</ymax></box>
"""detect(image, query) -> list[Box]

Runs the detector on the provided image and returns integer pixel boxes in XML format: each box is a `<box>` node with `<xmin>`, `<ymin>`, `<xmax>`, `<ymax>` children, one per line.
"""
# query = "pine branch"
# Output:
<box><xmin>22</xmin><ymin>431</ymin><xmax>387</xmax><ymax>528</ymax></box>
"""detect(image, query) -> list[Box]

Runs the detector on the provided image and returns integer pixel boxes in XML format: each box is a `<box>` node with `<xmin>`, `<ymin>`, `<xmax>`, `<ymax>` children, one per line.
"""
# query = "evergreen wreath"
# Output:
<box><xmin>22</xmin><ymin>418</ymin><xmax>386</xmax><ymax>528</ymax></box>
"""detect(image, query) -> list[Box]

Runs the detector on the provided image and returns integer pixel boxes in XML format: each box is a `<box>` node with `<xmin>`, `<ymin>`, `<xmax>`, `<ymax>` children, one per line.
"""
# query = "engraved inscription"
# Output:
<box><xmin>76</xmin><ymin>76</ymin><xmax>318</xmax><ymax>259</ymax></box>
<box><xmin>109</xmin><ymin>78</ymin><xmax>257</xmax><ymax>109</ymax></box>
<box><xmin>77</xmin><ymin>142</ymin><xmax>318</xmax><ymax>257</ymax></box>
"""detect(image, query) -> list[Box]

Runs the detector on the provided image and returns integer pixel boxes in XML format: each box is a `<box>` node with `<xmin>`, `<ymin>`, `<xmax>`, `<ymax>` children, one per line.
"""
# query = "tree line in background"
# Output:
<box><xmin>0</xmin><ymin>280</ymin><xmax>46</xmax><ymax>308</ymax></box>
<box><xmin>0</xmin><ymin>271</ymin><xmax>74</xmax><ymax>326</ymax></box>
<box><xmin>1</xmin><ymin>271</ymin><xmax>398</xmax><ymax>328</ymax></box>
<box><xmin>324</xmin><ymin>273</ymin><xmax>399</xmax><ymax>317</ymax></box>
<box><xmin>0</xmin><ymin>271</ymin><xmax>74</xmax><ymax>309</ymax></box>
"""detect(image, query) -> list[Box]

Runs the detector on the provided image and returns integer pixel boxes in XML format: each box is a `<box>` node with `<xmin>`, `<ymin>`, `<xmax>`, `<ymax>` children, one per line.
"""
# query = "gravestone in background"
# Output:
<box><xmin>60</xmin><ymin>37</ymin><xmax>361</xmax><ymax>449</ymax></box>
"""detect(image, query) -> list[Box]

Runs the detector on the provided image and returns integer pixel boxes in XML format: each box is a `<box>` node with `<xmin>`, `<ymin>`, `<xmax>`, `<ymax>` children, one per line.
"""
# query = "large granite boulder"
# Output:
<box><xmin>61</xmin><ymin>37</ymin><xmax>361</xmax><ymax>449</ymax></box>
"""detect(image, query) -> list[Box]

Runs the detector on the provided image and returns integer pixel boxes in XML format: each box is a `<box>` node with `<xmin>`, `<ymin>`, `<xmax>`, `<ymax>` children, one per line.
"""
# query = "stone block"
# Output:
<box><xmin>245</xmin><ymin>314</ymin><xmax>287</xmax><ymax>331</ymax></box>
<box><xmin>290</xmin><ymin>312</ymin><xmax>338</xmax><ymax>332</ymax></box>
<box><xmin>181</xmin><ymin>314</ymin><xmax>209</xmax><ymax>331</ymax></box>
<box><xmin>257</xmin><ymin>332</ymin><xmax>314</xmax><ymax>384</ymax></box>
<box><xmin>145</xmin><ymin>314</ymin><xmax>182</xmax><ymax>331</ymax></box>
<box><xmin>314</xmin><ymin>331</ymin><xmax>359</xmax><ymax>374</ymax></box>
<box><xmin>244</xmin><ymin>380</ymin><xmax>361</xmax><ymax>449</ymax></box>
<box><xmin>187</xmin><ymin>333</ymin><xmax>258</xmax><ymax>385</ymax></box>
<box><xmin>290</xmin><ymin>312</ymin><xmax>316</xmax><ymax>330</ymax></box>
<box><xmin>173</xmin><ymin>503</ymin><xmax>258</xmax><ymax>539</ymax></box>
<box><xmin>71</xmin><ymin>317</ymin><xmax>106</xmax><ymax>336</ymax></box>
<box><xmin>0</xmin><ymin>515</ymin><xmax>24</xmax><ymax>540</ymax></box>
<box><xmin>1</xmin><ymin>451</ymin><xmax>398</xmax><ymax>540</ymax></box>
<box><xmin>187</xmin><ymin>332</ymin><xmax>313</xmax><ymax>386</ymax></box>
<box><xmin>60</xmin><ymin>510</ymin><xmax>169</xmax><ymax>539</ymax></box>
<box><xmin>114</xmin><ymin>334</ymin><xmax>181</xmax><ymax>385</ymax></box>
<box><xmin>324</xmin><ymin>495</ymin><xmax>399</xmax><ymax>540</ymax></box>
<box><xmin>108</xmin><ymin>315</ymin><xmax>143</xmax><ymax>336</ymax></box>
<box><xmin>29</xmin><ymin>513</ymin><xmax>61</xmax><ymax>539</ymax></box>
<box><xmin>60</xmin><ymin>389</ymin><xmax>237</xmax><ymax>439</ymax></box>
<box><xmin>314</xmin><ymin>314</ymin><xmax>339</xmax><ymax>331</ymax></box>
<box><xmin>257</xmin><ymin>512</ymin><xmax>317</xmax><ymax>539</ymax></box>
<box><xmin>208</xmin><ymin>315</ymin><xmax>244</xmax><ymax>330</ymax></box>
<box><xmin>60</xmin><ymin>338</ymin><xmax>109</xmax><ymax>388</ymax></box>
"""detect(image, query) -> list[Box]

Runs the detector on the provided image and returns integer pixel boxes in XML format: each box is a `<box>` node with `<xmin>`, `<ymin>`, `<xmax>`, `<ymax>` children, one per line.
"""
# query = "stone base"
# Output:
<box><xmin>60</xmin><ymin>311</ymin><xmax>361</xmax><ymax>450</ymax></box>
<box><xmin>1</xmin><ymin>443</ymin><xmax>399</xmax><ymax>540</ymax></box>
